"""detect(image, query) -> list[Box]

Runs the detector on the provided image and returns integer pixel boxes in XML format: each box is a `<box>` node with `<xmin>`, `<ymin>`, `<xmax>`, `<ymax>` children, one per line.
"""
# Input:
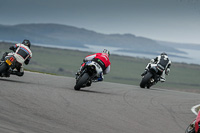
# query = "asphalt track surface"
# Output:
<box><xmin>0</xmin><ymin>72</ymin><xmax>200</xmax><ymax>133</ymax></box>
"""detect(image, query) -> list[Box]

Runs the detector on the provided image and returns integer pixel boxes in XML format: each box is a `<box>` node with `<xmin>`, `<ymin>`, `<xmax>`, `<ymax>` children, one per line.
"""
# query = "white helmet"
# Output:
<box><xmin>102</xmin><ymin>49</ymin><xmax>110</xmax><ymax>57</ymax></box>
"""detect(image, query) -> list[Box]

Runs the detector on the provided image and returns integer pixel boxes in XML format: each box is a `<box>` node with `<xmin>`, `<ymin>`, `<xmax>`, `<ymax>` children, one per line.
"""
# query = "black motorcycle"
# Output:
<box><xmin>74</xmin><ymin>61</ymin><xmax>103</xmax><ymax>91</ymax></box>
<box><xmin>0</xmin><ymin>53</ymin><xmax>17</xmax><ymax>77</ymax></box>
<box><xmin>140</xmin><ymin>63</ymin><xmax>165</xmax><ymax>89</ymax></box>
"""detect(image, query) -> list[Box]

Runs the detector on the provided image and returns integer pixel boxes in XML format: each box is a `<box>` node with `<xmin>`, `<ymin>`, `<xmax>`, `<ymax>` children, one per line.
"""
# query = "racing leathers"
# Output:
<box><xmin>2</xmin><ymin>43</ymin><xmax>32</xmax><ymax>77</ymax></box>
<box><xmin>195</xmin><ymin>110</ymin><xmax>200</xmax><ymax>133</ymax></box>
<box><xmin>142</xmin><ymin>54</ymin><xmax>171</xmax><ymax>82</ymax></box>
<box><xmin>77</xmin><ymin>53</ymin><xmax>111</xmax><ymax>82</ymax></box>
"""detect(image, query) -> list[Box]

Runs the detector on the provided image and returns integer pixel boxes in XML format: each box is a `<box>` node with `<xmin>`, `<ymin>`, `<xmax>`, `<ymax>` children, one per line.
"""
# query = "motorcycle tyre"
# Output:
<box><xmin>74</xmin><ymin>73</ymin><xmax>89</xmax><ymax>91</ymax></box>
<box><xmin>185</xmin><ymin>124</ymin><xmax>195</xmax><ymax>133</ymax></box>
<box><xmin>0</xmin><ymin>62</ymin><xmax>8</xmax><ymax>74</ymax></box>
<box><xmin>140</xmin><ymin>72</ymin><xmax>152</xmax><ymax>88</ymax></box>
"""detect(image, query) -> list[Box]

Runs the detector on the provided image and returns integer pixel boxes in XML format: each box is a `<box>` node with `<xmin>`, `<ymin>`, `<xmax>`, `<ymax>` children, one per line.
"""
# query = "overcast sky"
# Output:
<box><xmin>0</xmin><ymin>0</ymin><xmax>200</xmax><ymax>44</ymax></box>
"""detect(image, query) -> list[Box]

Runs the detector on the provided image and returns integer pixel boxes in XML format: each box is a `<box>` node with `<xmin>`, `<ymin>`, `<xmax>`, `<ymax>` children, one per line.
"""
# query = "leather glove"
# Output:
<box><xmin>9</xmin><ymin>46</ymin><xmax>15</xmax><ymax>51</ymax></box>
<box><xmin>24</xmin><ymin>59</ymin><xmax>30</xmax><ymax>65</ymax></box>
<box><xmin>83</xmin><ymin>59</ymin><xmax>87</xmax><ymax>63</ymax></box>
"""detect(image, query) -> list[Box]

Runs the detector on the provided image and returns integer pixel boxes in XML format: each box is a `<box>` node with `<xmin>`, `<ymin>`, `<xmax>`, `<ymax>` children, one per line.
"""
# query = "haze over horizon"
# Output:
<box><xmin>1</xmin><ymin>0</ymin><xmax>200</xmax><ymax>44</ymax></box>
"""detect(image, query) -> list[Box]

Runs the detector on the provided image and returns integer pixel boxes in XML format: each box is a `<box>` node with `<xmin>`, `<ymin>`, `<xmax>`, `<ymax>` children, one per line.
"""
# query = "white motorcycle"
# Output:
<box><xmin>140</xmin><ymin>63</ymin><xmax>165</xmax><ymax>89</ymax></box>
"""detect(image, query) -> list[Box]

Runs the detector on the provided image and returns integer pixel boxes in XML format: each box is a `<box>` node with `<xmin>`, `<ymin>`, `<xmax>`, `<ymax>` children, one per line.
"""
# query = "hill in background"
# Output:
<box><xmin>0</xmin><ymin>23</ymin><xmax>186</xmax><ymax>55</ymax></box>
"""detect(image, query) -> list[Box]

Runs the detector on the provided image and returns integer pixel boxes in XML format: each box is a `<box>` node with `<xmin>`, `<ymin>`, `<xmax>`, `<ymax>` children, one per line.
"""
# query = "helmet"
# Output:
<box><xmin>102</xmin><ymin>49</ymin><xmax>110</xmax><ymax>57</ymax></box>
<box><xmin>22</xmin><ymin>39</ymin><xmax>31</xmax><ymax>48</ymax></box>
<box><xmin>161</xmin><ymin>52</ymin><xmax>167</xmax><ymax>56</ymax></box>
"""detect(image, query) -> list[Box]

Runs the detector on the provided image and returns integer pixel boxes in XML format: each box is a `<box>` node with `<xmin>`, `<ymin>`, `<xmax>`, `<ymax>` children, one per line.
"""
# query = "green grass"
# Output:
<box><xmin>1</xmin><ymin>42</ymin><xmax>200</xmax><ymax>92</ymax></box>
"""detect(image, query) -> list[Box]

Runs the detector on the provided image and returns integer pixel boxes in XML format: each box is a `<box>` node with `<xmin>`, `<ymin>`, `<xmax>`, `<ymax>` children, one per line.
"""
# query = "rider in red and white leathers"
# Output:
<box><xmin>76</xmin><ymin>49</ymin><xmax>111</xmax><ymax>81</ymax></box>
<box><xmin>195</xmin><ymin>110</ymin><xmax>200</xmax><ymax>133</ymax></box>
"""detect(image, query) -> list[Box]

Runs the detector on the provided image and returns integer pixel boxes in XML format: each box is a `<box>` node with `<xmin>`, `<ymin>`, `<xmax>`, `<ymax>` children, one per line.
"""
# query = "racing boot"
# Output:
<box><xmin>160</xmin><ymin>72</ymin><xmax>166</xmax><ymax>82</ymax></box>
<box><xmin>93</xmin><ymin>72</ymin><xmax>104</xmax><ymax>82</ymax></box>
<box><xmin>160</xmin><ymin>77</ymin><xmax>166</xmax><ymax>82</ymax></box>
<box><xmin>97</xmin><ymin>72</ymin><xmax>104</xmax><ymax>81</ymax></box>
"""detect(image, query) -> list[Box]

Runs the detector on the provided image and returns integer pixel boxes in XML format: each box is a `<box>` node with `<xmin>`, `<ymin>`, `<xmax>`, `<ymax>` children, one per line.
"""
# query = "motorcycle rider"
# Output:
<box><xmin>187</xmin><ymin>106</ymin><xmax>200</xmax><ymax>133</ymax></box>
<box><xmin>76</xmin><ymin>49</ymin><xmax>111</xmax><ymax>83</ymax></box>
<box><xmin>1</xmin><ymin>39</ymin><xmax>32</xmax><ymax>77</ymax></box>
<box><xmin>141</xmin><ymin>52</ymin><xmax>171</xmax><ymax>82</ymax></box>
<box><xmin>195</xmin><ymin>109</ymin><xmax>200</xmax><ymax>133</ymax></box>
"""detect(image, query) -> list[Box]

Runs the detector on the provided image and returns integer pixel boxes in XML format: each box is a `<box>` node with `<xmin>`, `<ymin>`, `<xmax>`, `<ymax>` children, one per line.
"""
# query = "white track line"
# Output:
<box><xmin>191</xmin><ymin>104</ymin><xmax>200</xmax><ymax>115</ymax></box>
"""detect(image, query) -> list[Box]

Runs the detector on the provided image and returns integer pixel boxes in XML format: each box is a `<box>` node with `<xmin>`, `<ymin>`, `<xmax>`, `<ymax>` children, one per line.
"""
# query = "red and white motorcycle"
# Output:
<box><xmin>185</xmin><ymin>105</ymin><xmax>200</xmax><ymax>133</ymax></box>
<box><xmin>74</xmin><ymin>61</ymin><xmax>103</xmax><ymax>91</ymax></box>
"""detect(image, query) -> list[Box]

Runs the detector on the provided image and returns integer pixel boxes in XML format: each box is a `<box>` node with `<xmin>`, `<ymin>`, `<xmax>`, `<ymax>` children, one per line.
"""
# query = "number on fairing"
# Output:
<box><xmin>10</xmin><ymin>57</ymin><xmax>14</xmax><ymax>62</ymax></box>
<box><xmin>94</xmin><ymin>62</ymin><xmax>101</xmax><ymax>69</ymax></box>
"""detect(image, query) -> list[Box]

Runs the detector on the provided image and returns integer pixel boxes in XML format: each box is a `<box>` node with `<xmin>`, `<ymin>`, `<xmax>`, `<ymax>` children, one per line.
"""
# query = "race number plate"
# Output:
<box><xmin>6</xmin><ymin>59</ymin><xmax>12</xmax><ymax>66</ymax></box>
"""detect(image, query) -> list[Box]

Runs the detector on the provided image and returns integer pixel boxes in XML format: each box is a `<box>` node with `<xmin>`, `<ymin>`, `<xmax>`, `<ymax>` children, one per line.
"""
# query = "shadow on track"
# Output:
<box><xmin>0</xmin><ymin>78</ymin><xmax>32</xmax><ymax>84</ymax></box>
<box><xmin>78</xmin><ymin>89</ymin><xmax>116</xmax><ymax>95</ymax></box>
<box><xmin>140</xmin><ymin>87</ymin><xmax>166</xmax><ymax>92</ymax></box>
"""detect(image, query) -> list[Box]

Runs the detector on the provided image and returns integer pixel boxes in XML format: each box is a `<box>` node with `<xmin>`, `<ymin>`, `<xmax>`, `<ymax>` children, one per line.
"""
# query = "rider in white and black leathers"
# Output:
<box><xmin>141</xmin><ymin>52</ymin><xmax>171</xmax><ymax>82</ymax></box>
<box><xmin>1</xmin><ymin>39</ymin><xmax>32</xmax><ymax>77</ymax></box>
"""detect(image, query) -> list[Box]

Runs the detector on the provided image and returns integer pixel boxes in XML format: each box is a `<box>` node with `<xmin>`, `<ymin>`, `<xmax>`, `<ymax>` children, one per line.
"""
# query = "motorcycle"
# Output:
<box><xmin>0</xmin><ymin>53</ymin><xmax>17</xmax><ymax>77</ymax></box>
<box><xmin>74</xmin><ymin>61</ymin><xmax>103</xmax><ymax>91</ymax></box>
<box><xmin>185</xmin><ymin>120</ymin><xmax>196</xmax><ymax>133</ymax></box>
<box><xmin>140</xmin><ymin>63</ymin><xmax>165</xmax><ymax>89</ymax></box>
<box><xmin>185</xmin><ymin>107</ymin><xmax>200</xmax><ymax>133</ymax></box>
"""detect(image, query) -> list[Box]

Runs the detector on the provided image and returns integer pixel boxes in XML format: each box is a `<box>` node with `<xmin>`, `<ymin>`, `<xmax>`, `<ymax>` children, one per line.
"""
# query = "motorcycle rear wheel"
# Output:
<box><xmin>140</xmin><ymin>72</ymin><xmax>152</xmax><ymax>88</ymax></box>
<box><xmin>0</xmin><ymin>62</ymin><xmax>8</xmax><ymax>74</ymax></box>
<box><xmin>74</xmin><ymin>73</ymin><xmax>90</xmax><ymax>91</ymax></box>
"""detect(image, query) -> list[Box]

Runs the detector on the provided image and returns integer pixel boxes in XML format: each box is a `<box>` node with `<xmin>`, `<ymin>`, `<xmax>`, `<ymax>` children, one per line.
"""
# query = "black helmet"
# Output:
<box><xmin>22</xmin><ymin>39</ymin><xmax>31</xmax><ymax>48</ymax></box>
<box><xmin>102</xmin><ymin>49</ymin><xmax>110</xmax><ymax>57</ymax></box>
<box><xmin>161</xmin><ymin>52</ymin><xmax>167</xmax><ymax>56</ymax></box>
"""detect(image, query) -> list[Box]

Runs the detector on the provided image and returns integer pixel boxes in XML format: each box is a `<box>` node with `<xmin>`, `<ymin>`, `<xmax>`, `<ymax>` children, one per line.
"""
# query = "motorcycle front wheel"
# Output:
<box><xmin>185</xmin><ymin>124</ymin><xmax>195</xmax><ymax>133</ymax></box>
<box><xmin>74</xmin><ymin>73</ymin><xmax>90</xmax><ymax>91</ymax></box>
